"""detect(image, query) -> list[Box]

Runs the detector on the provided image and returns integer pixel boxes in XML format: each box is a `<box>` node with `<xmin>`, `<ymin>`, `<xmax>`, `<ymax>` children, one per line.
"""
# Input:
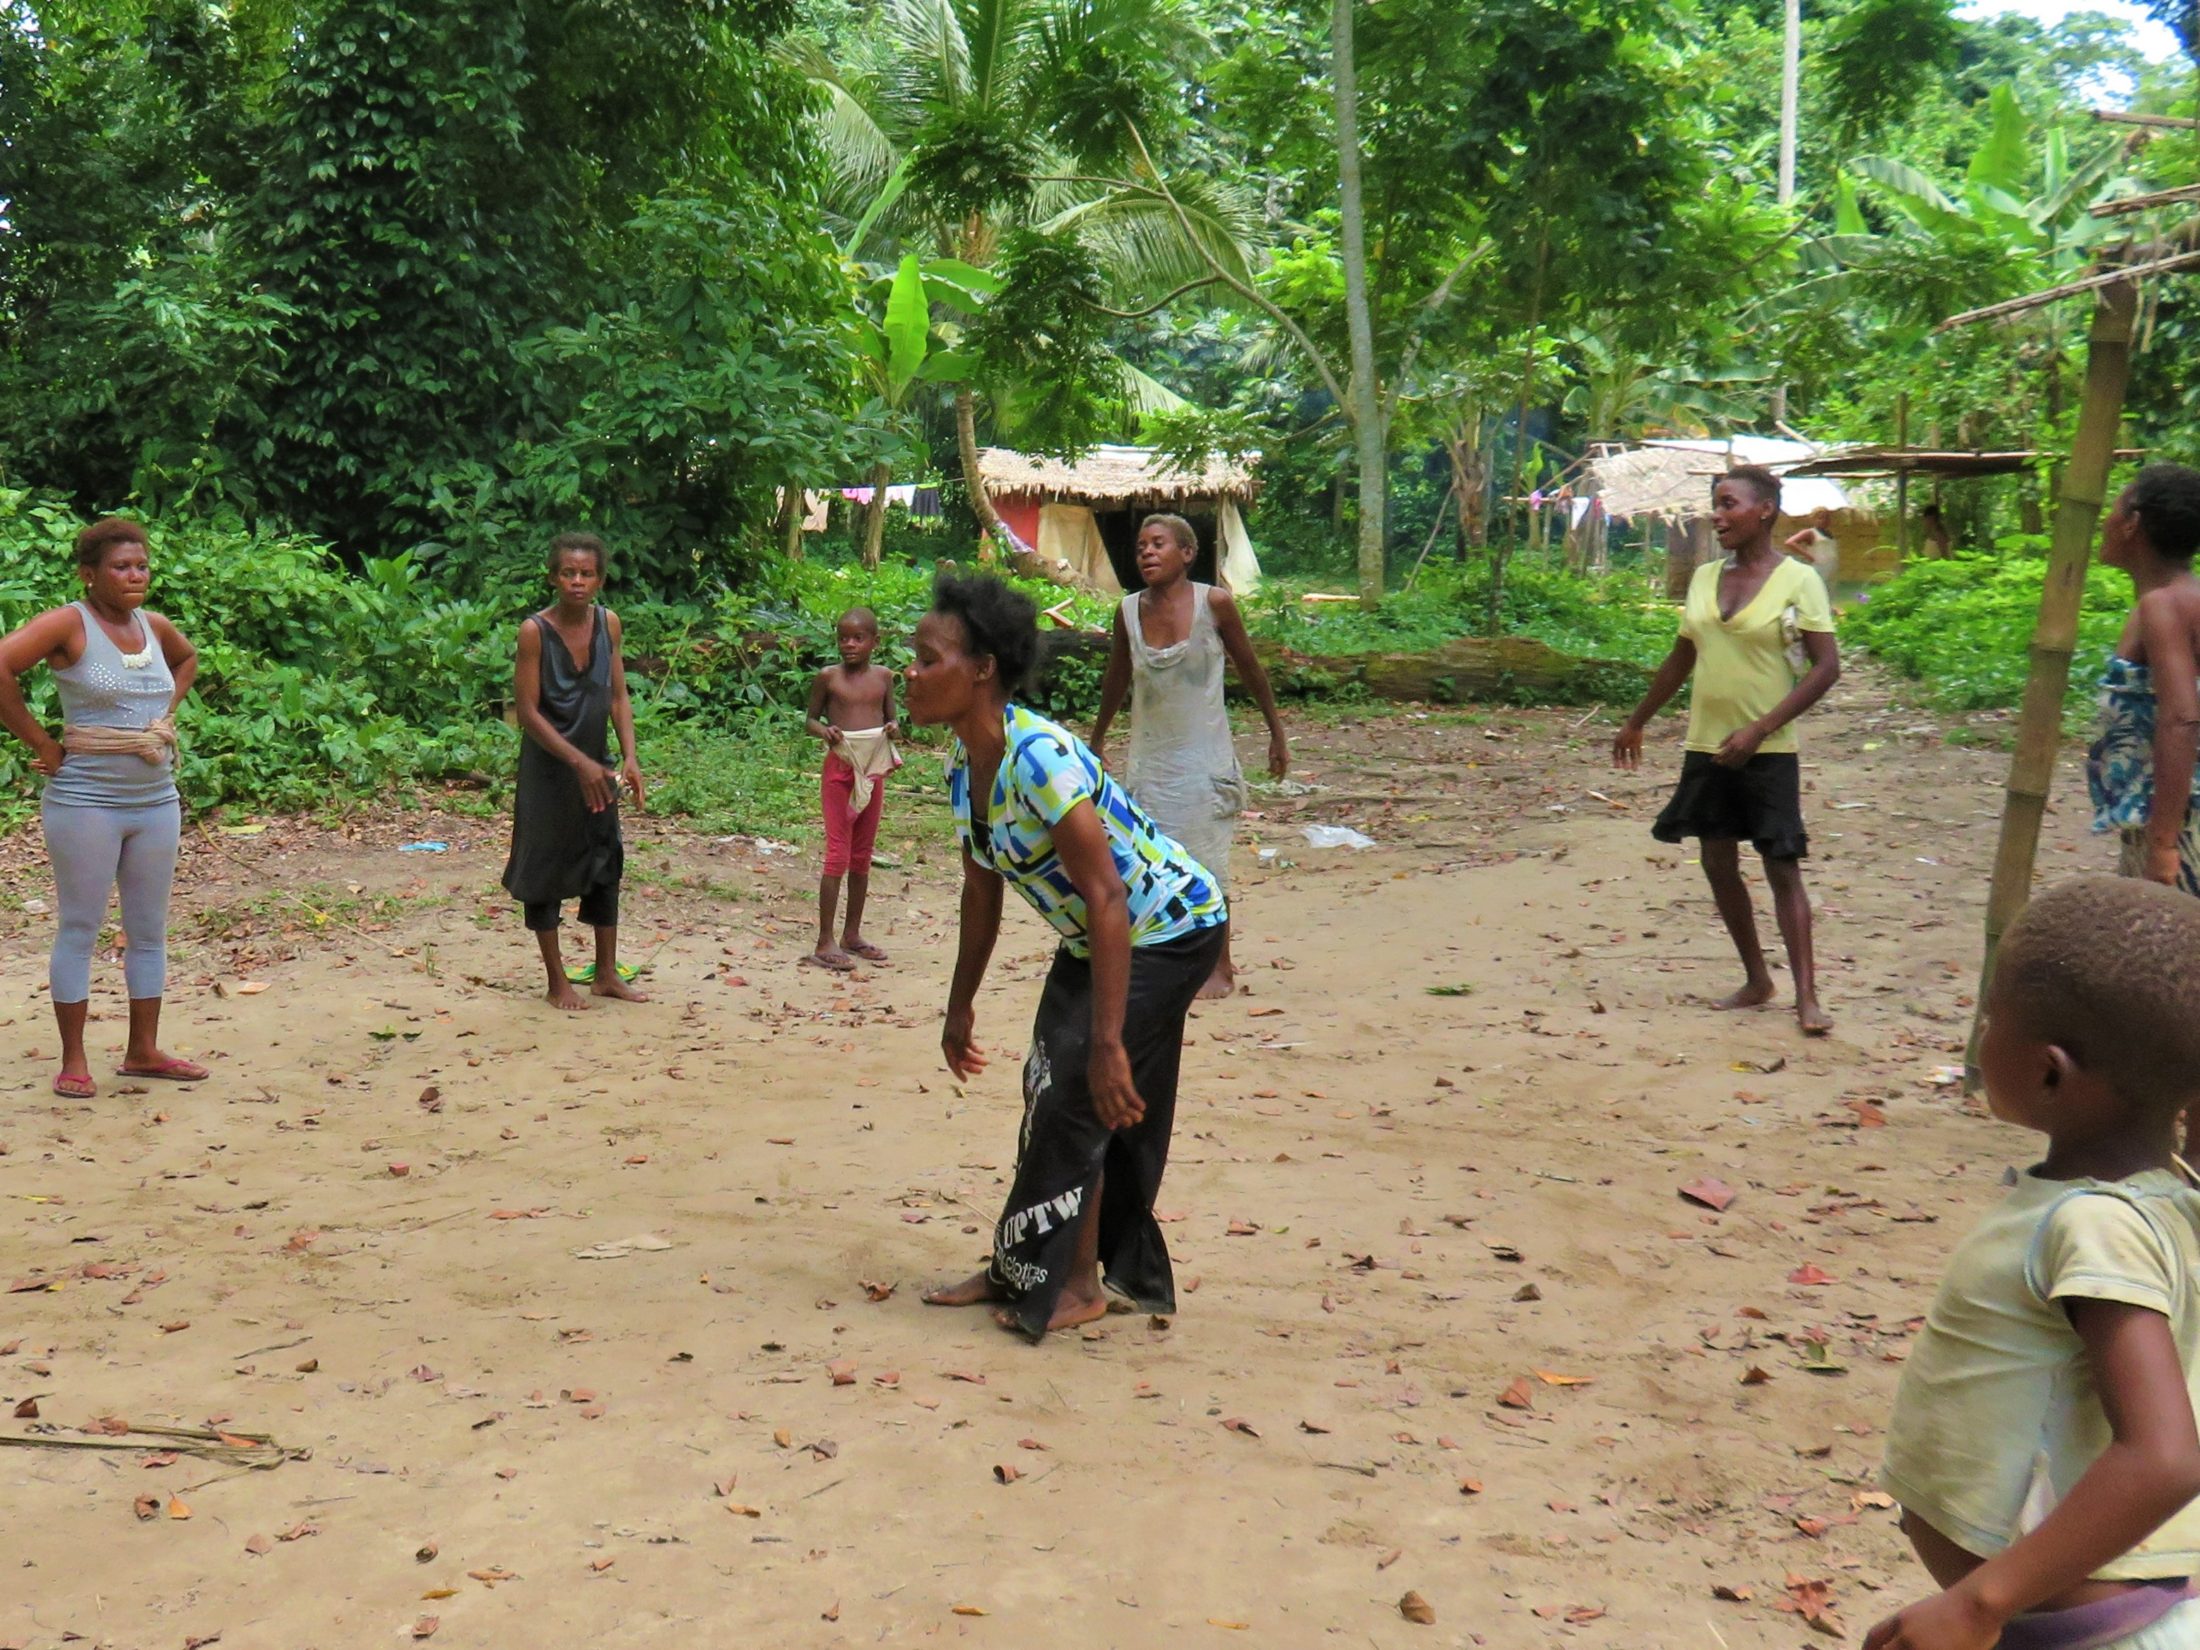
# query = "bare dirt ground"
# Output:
<box><xmin>0</xmin><ymin>668</ymin><xmax>2110</xmax><ymax>1649</ymax></box>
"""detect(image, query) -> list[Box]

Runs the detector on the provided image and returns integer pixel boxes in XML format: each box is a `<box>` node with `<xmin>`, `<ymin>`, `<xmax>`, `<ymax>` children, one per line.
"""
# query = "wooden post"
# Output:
<box><xmin>1963</xmin><ymin>278</ymin><xmax>2137</xmax><ymax>1087</ymax></box>
<box><xmin>1894</xmin><ymin>393</ymin><xmax>1910</xmax><ymax>563</ymax></box>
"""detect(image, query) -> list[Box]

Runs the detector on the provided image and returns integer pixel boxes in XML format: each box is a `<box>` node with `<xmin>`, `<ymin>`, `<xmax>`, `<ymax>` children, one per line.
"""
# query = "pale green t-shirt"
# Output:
<box><xmin>1680</xmin><ymin>557</ymin><xmax>1835</xmax><ymax>754</ymax></box>
<box><xmin>1881</xmin><ymin>1167</ymin><xmax>2200</xmax><ymax>1579</ymax></box>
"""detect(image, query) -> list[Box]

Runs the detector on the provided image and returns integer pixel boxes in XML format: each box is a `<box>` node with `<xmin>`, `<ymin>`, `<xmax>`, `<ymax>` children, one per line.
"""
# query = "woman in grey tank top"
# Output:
<box><xmin>0</xmin><ymin>517</ymin><xmax>203</xmax><ymax>1097</ymax></box>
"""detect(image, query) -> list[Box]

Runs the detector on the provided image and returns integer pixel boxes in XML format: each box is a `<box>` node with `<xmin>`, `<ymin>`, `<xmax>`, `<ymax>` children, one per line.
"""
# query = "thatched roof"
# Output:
<box><xmin>1587</xmin><ymin>438</ymin><xmax>1852</xmax><ymax>520</ymax></box>
<box><xmin>978</xmin><ymin>444</ymin><xmax>1260</xmax><ymax>505</ymax></box>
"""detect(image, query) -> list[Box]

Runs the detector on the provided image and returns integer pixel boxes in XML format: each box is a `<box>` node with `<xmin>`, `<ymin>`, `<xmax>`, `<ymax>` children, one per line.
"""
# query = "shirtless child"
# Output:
<box><xmin>803</xmin><ymin>607</ymin><xmax>899</xmax><ymax>971</ymax></box>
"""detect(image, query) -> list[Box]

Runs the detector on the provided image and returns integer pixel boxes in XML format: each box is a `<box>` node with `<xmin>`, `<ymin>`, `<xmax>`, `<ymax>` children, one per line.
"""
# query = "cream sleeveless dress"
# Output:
<box><xmin>1123</xmin><ymin>584</ymin><xmax>1246</xmax><ymax>888</ymax></box>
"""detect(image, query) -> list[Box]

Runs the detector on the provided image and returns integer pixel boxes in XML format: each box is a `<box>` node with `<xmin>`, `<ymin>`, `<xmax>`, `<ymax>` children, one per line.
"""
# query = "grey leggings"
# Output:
<box><xmin>41</xmin><ymin>799</ymin><xmax>180</xmax><ymax>1003</ymax></box>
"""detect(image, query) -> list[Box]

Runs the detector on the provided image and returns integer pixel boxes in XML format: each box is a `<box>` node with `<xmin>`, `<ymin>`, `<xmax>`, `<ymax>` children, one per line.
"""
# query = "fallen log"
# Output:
<box><xmin>1248</xmin><ymin>634</ymin><xmax>1643</xmax><ymax>706</ymax></box>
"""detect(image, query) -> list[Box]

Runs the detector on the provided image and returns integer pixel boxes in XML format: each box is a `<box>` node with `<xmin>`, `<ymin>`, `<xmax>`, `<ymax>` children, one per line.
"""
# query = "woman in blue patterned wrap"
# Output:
<box><xmin>909</xmin><ymin>572</ymin><xmax>1227</xmax><ymax>1339</ymax></box>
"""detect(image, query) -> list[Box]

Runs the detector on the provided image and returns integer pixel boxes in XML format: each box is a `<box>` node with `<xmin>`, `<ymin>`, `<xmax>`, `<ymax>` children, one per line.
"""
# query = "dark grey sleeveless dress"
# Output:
<box><xmin>502</xmin><ymin>608</ymin><xmax>622</xmax><ymax>925</ymax></box>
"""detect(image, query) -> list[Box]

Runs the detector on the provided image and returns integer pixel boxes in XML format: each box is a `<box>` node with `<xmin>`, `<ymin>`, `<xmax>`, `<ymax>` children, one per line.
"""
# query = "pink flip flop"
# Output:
<box><xmin>52</xmin><ymin>1073</ymin><xmax>96</xmax><ymax>1099</ymax></box>
<box><xmin>117</xmin><ymin>1057</ymin><xmax>208</xmax><ymax>1082</ymax></box>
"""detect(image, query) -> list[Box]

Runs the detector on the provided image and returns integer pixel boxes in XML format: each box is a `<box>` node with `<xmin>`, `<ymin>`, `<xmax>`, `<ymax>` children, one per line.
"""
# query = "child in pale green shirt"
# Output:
<box><xmin>1873</xmin><ymin>877</ymin><xmax>2200</xmax><ymax>1650</ymax></box>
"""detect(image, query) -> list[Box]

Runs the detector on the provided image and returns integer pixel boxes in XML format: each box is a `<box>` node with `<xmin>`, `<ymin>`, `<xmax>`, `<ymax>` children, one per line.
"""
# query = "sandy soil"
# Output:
<box><xmin>0</xmin><ymin>669</ymin><xmax>2111</xmax><ymax>1649</ymax></box>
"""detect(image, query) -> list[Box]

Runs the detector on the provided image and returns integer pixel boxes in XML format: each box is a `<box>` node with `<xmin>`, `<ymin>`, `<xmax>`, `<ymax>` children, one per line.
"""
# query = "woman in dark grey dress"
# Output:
<box><xmin>501</xmin><ymin>534</ymin><xmax>646</xmax><ymax>1010</ymax></box>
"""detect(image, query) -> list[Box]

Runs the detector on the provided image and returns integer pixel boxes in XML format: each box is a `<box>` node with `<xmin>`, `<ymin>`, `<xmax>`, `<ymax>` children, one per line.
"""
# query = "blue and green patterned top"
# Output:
<box><xmin>948</xmin><ymin>704</ymin><xmax>1226</xmax><ymax>957</ymax></box>
<box><xmin>2088</xmin><ymin>656</ymin><xmax>2200</xmax><ymax>833</ymax></box>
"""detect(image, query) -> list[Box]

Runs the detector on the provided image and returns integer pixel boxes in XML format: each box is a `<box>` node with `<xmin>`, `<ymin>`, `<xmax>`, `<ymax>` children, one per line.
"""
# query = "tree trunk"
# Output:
<box><xmin>954</xmin><ymin>386</ymin><xmax>1078</xmax><ymax>587</ymax></box>
<box><xmin>1332</xmin><ymin>0</ymin><xmax>1388</xmax><ymax>610</ymax></box>
<box><xmin>1663</xmin><ymin>518</ymin><xmax>1693</xmax><ymax>600</ymax></box>
<box><xmin>1963</xmin><ymin>278</ymin><xmax>2137</xmax><ymax>1088</ymax></box>
<box><xmin>1491</xmin><ymin>239</ymin><xmax>1550</xmax><ymax>635</ymax></box>
<box><xmin>859</xmin><ymin>461</ymin><xmax>891</xmax><ymax>569</ymax></box>
<box><xmin>955</xmin><ymin>388</ymin><xmax>1005</xmax><ymax>545</ymax></box>
<box><xmin>779</xmin><ymin>482</ymin><xmax>807</xmax><ymax>561</ymax></box>
<box><xmin>1446</xmin><ymin>436</ymin><xmax>1484</xmax><ymax>565</ymax></box>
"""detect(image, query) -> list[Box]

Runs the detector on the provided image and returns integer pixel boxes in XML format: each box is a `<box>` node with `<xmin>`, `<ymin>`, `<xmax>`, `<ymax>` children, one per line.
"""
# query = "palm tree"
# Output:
<box><xmin>787</xmin><ymin>0</ymin><xmax>1257</xmax><ymax>558</ymax></box>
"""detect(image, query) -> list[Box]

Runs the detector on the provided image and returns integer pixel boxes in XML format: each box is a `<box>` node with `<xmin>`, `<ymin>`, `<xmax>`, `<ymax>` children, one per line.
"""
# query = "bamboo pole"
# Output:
<box><xmin>1894</xmin><ymin>394</ymin><xmax>1910</xmax><ymax>563</ymax></box>
<box><xmin>1963</xmin><ymin>278</ymin><xmax>2138</xmax><ymax>1088</ymax></box>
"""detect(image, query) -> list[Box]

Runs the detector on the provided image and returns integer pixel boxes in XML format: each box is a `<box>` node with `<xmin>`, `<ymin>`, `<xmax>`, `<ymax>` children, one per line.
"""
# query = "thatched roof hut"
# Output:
<box><xmin>976</xmin><ymin>445</ymin><xmax>1260</xmax><ymax>506</ymax></box>
<box><xmin>978</xmin><ymin>445</ymin><xmax>1264</xmax><ymax>593</ymax></box>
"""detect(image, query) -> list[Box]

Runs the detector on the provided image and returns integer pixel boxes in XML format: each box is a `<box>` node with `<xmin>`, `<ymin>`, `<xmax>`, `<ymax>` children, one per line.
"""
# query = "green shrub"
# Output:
<box><xmin>1843</xmin><ymin>540</ymin><xmax>2128</xmax><ymax>714</ymax></box>
<box><xmin>1243</xmin><ymin>559</ymin><xmax>1676</xmax><ymax>674</ymax></box>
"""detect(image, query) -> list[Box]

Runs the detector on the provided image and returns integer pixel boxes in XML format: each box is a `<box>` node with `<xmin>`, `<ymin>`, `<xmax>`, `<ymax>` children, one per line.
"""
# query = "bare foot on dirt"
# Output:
<box><xmin>547</xmin><ymin>982</ymin><xmax>591</xmax><ymax>1012</ymax></box>
<box><xmin>1711</xmin><ymin>980</ymin><xmax>1777</xmax><ymax>1011</ymax></box>
<box><xmin>843</xmin><ymin>938</ymin><xmax>889</xmax><ymax>963</ymax></box>
<box><xmin>1196</xmin><ymin>966</ymin><xmax>1236</xmax><ymax>1000</ymax></box>
<box><xmin>994</xmin><ymin>1285</ymin><xmax>1107</xmax><ymax>1336</ymax></box>
<box><xmin>1797</xmin><ymin>997</ymin><xmax>1834</xmax><ymax>1037</ymax></box>
<box><xmin>593</xmin><ymin>976</ymin><xmax>648</xmax><ymax>1003</ymax></box>
<box><xmin>923</xmin><ymin>1270</ymin><xmax>1007</xmax><ymax>1307</ymax></box>
<box><xmin>805</xmin><ymin>947</ymin><xmax>857</xmax><ymax>973</ymax></box>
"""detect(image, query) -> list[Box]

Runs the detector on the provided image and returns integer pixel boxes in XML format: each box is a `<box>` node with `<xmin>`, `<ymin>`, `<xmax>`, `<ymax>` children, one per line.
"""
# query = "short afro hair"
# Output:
<box><xmin>2125</xmin><ymin>463</ymin><xmax>2200</xmax><ymax>564</ymax></box>
<box><xmin>548</xmin><ymin>532</ymin><xmax>607</xmax><ymax>576</ymax></box>
<box><xmin>1717</xmin><ymin>464</ymin><xmax>1783</xmax><ymax>511</ymax></box>
<box><xmin>1994</xmin><ymin>875</ymin><xmax>2200</xmax><ymax>1116</ymax></box>
<box><xmin>930</xmin><ymin>571</ymin><xmax>1038</xmax><ymax>694</ymax></box>
<box><xmin>75</xmin><ymin>516</ymin><xmax>148</xmax><ymax>570</ymax></box>
<box><xmin>1140</xmin><ymin>513</ymin><xmax>1198</xmax><ymax>553</ymax></box>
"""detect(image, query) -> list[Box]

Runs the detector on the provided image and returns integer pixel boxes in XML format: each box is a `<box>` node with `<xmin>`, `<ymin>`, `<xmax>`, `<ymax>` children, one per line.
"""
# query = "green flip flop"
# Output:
<box><xmin>564</xmin><ymin>961</ymin><xmax>642</xmax><ymax>985</ymax></box>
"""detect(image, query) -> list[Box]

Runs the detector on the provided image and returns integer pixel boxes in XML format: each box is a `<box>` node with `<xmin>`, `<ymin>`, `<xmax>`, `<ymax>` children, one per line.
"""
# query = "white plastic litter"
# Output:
<box><xmin>1301</xmin><ymin>824</ymin><xmax>1376</xmax><ymax>850</ymax></box>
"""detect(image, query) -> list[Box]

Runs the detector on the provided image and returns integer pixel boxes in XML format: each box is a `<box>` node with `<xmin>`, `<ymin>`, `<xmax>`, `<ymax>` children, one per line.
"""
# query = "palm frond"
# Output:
<box><xmin>777</xmin><ymin>36</ymin><xmax>903</xmax><ymax>212</ymax></box>
<box><xmin>1042</xmin><ymin>167</ymin><xmax>1260</xmax><ymax>298</ymax></box>
<box><xmin>885</xmin><ymin>0</ymin><xmax>975</xmax><ymax>113</ymax></box>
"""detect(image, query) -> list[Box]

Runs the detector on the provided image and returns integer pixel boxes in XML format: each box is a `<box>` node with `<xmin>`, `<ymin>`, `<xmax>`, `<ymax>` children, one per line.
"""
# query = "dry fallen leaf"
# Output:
<box><xmin>295</xmin><ymin>1357</ymin><xmax>318</xmax><ymax>1374</ymax></box>
<box><xmin>1220</xmin><ymin>1416</ymin><xmax>1262</xmax><ymax>1438</ymax></box>
<box><xmin>950</xmin><ymin>1605</ymin><xmax>988</xmax><ymax>1617</ymax></box>
<box><xmin>167</xmin><ymin>1493</ymin><xmax>192</xmax><ymax>1520</ymax></box>
<box><xmin>1497</xmin><ymin>1377</ymin><xmax>1534</xmax><ymax>1410</ymax></box>
<box><xmin>1742</xmin><ymin>1365</ymin><xmax>1773</xmax><ymax>1386</ymax></box>
<box><xmin>1458</xmin><ymin>1477</ymin><xmax>1484</xmax><ymax>1496</ymax></box>
<box><xmin>420</xmin><ymin>1589</ymin><xmax>457</xmax><ymax>1601</ymax></box>
<box><xmin>133</xmin><ymin>1493</ymin><xmax>160</xmax><ymax>1521</ymax></box>
<box><xmin>12</xmin><ymin>1398</ymin><xmax>37</xmax><ymax>1419</ymax></box>
<box><xmin>826</xmin><ymin>1360</ymin><xmax>856</xmax><ymax>1386</ymax></box>
<box><xmin>1788</xmin><ymin>1264</ymin><xmax>1836</xmax><ymax>1286</ymax></box>
<box><xmin>1534</xmin><ymin>1370</ymin><xmax>1592</xmax><ymax>1387</ymax></box>
<box><xmin>589</xmin><ymin>1557</ymin><xmax>615</xmax><ymax>1573</ymax></box>
<box><xmin>992</xmin><ymin>1463</ymin><xmax>1022</xmax><ymax>1484</ymax></box>
<box><xmin>726</xmin><ymin>1504</ymin><xmax>763</xmax><ymax>1518</ymax></box>
<box><xmin>861</xmin><ymin>1279</ymin><xmax>895</xmax><ymax>1302</ymax></box>
<box><xmin>821</xmin><ymin>1602</ymin><xmax>840</xmax><ymax>1622</ymax></box>
<box><xmin>1712</xmin><ymin>1583</ymin><xmax>1754</xmax><ymax>1602</ymax></box>
<box><xmin>411</xmin><ymin>1615</ymin><xmax>440</xmax><ymax>1640</ymax></box>
<box><xmin>1678</xmin><ymin>1176</ymin><xmax>1737</xmax><ymax>1212</ymax></box>
<box><xmin>1399</xmin><ymin>1591</ymin><xmax>1436</xmax><ymax>1625</ymax></box>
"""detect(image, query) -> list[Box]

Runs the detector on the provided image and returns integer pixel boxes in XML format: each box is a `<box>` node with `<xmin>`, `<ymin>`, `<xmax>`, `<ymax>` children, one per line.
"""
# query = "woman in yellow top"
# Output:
<box><xmin>1614</xmin><ymin>466</ymin><xmax>1842</xmax><ymax>1036</ymax></box>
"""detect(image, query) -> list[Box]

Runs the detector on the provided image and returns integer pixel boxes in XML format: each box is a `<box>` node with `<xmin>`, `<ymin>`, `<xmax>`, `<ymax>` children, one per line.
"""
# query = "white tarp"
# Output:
<box><xmin>1218</xmin><ymin>499</ymin><xmax>1263</xmax><ymax>595</ymax></box>
<box><xmin>1037</xmin><ymin>503</ymin><xmax>1122</xmax><ymax>594</ymax></box>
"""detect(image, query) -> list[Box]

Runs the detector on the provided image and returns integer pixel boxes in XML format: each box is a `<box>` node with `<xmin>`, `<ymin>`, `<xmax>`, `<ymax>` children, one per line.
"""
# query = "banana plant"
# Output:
<box><xmin>848</xmin><ymin>251</ymin><xmax>997</xmax><ymax>566</ymax></box>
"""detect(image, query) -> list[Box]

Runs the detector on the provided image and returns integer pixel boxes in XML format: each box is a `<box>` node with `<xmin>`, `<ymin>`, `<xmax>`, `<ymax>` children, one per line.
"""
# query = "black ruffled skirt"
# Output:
<box><xmin>1652</xmin><ymin>751</ymin><xmax>1808</xmax><ymax>860</ymax></box>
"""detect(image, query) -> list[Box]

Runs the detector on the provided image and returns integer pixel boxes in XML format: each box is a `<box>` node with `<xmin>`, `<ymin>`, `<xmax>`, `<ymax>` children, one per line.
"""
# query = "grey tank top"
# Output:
<box><xmin>45</xmin><ymin>602</ymin><xmax>179</xmax><ymax>809</ymax></box>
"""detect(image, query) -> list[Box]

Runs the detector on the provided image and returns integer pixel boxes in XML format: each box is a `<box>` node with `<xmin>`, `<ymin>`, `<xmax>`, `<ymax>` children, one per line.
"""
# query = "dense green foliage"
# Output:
<box><xmin>1843</xmin><ymin>542</ymin><xmax>2131</xmax><ymax>717</ymax></box>
<box><xmin>2</xmin><ymin>0</ymin><xmax>2188</xmax><ymax>825</ymax></box>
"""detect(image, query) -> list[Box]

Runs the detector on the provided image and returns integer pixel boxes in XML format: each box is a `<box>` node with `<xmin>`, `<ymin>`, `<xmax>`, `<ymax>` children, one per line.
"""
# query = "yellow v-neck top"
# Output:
<box><xmin>1679</xmin><ymin>557</ymin><xmax>1834</xmax><ymax>754</ymax></box>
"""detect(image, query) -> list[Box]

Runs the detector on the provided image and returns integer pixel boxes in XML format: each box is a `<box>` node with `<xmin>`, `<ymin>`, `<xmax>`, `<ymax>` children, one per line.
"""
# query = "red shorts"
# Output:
<box><xmin>822</xmin><ymin>756</ymin><xmax>884</xmax><ymax>876</ymax></box>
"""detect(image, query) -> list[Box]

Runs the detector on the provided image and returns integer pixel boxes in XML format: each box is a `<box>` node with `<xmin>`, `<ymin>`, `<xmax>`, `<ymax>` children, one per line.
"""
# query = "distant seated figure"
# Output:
<box><xmin>1918</xmin><ymin>504</ymin><xmax>1954</xmax><ymax>558</ymax></box>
